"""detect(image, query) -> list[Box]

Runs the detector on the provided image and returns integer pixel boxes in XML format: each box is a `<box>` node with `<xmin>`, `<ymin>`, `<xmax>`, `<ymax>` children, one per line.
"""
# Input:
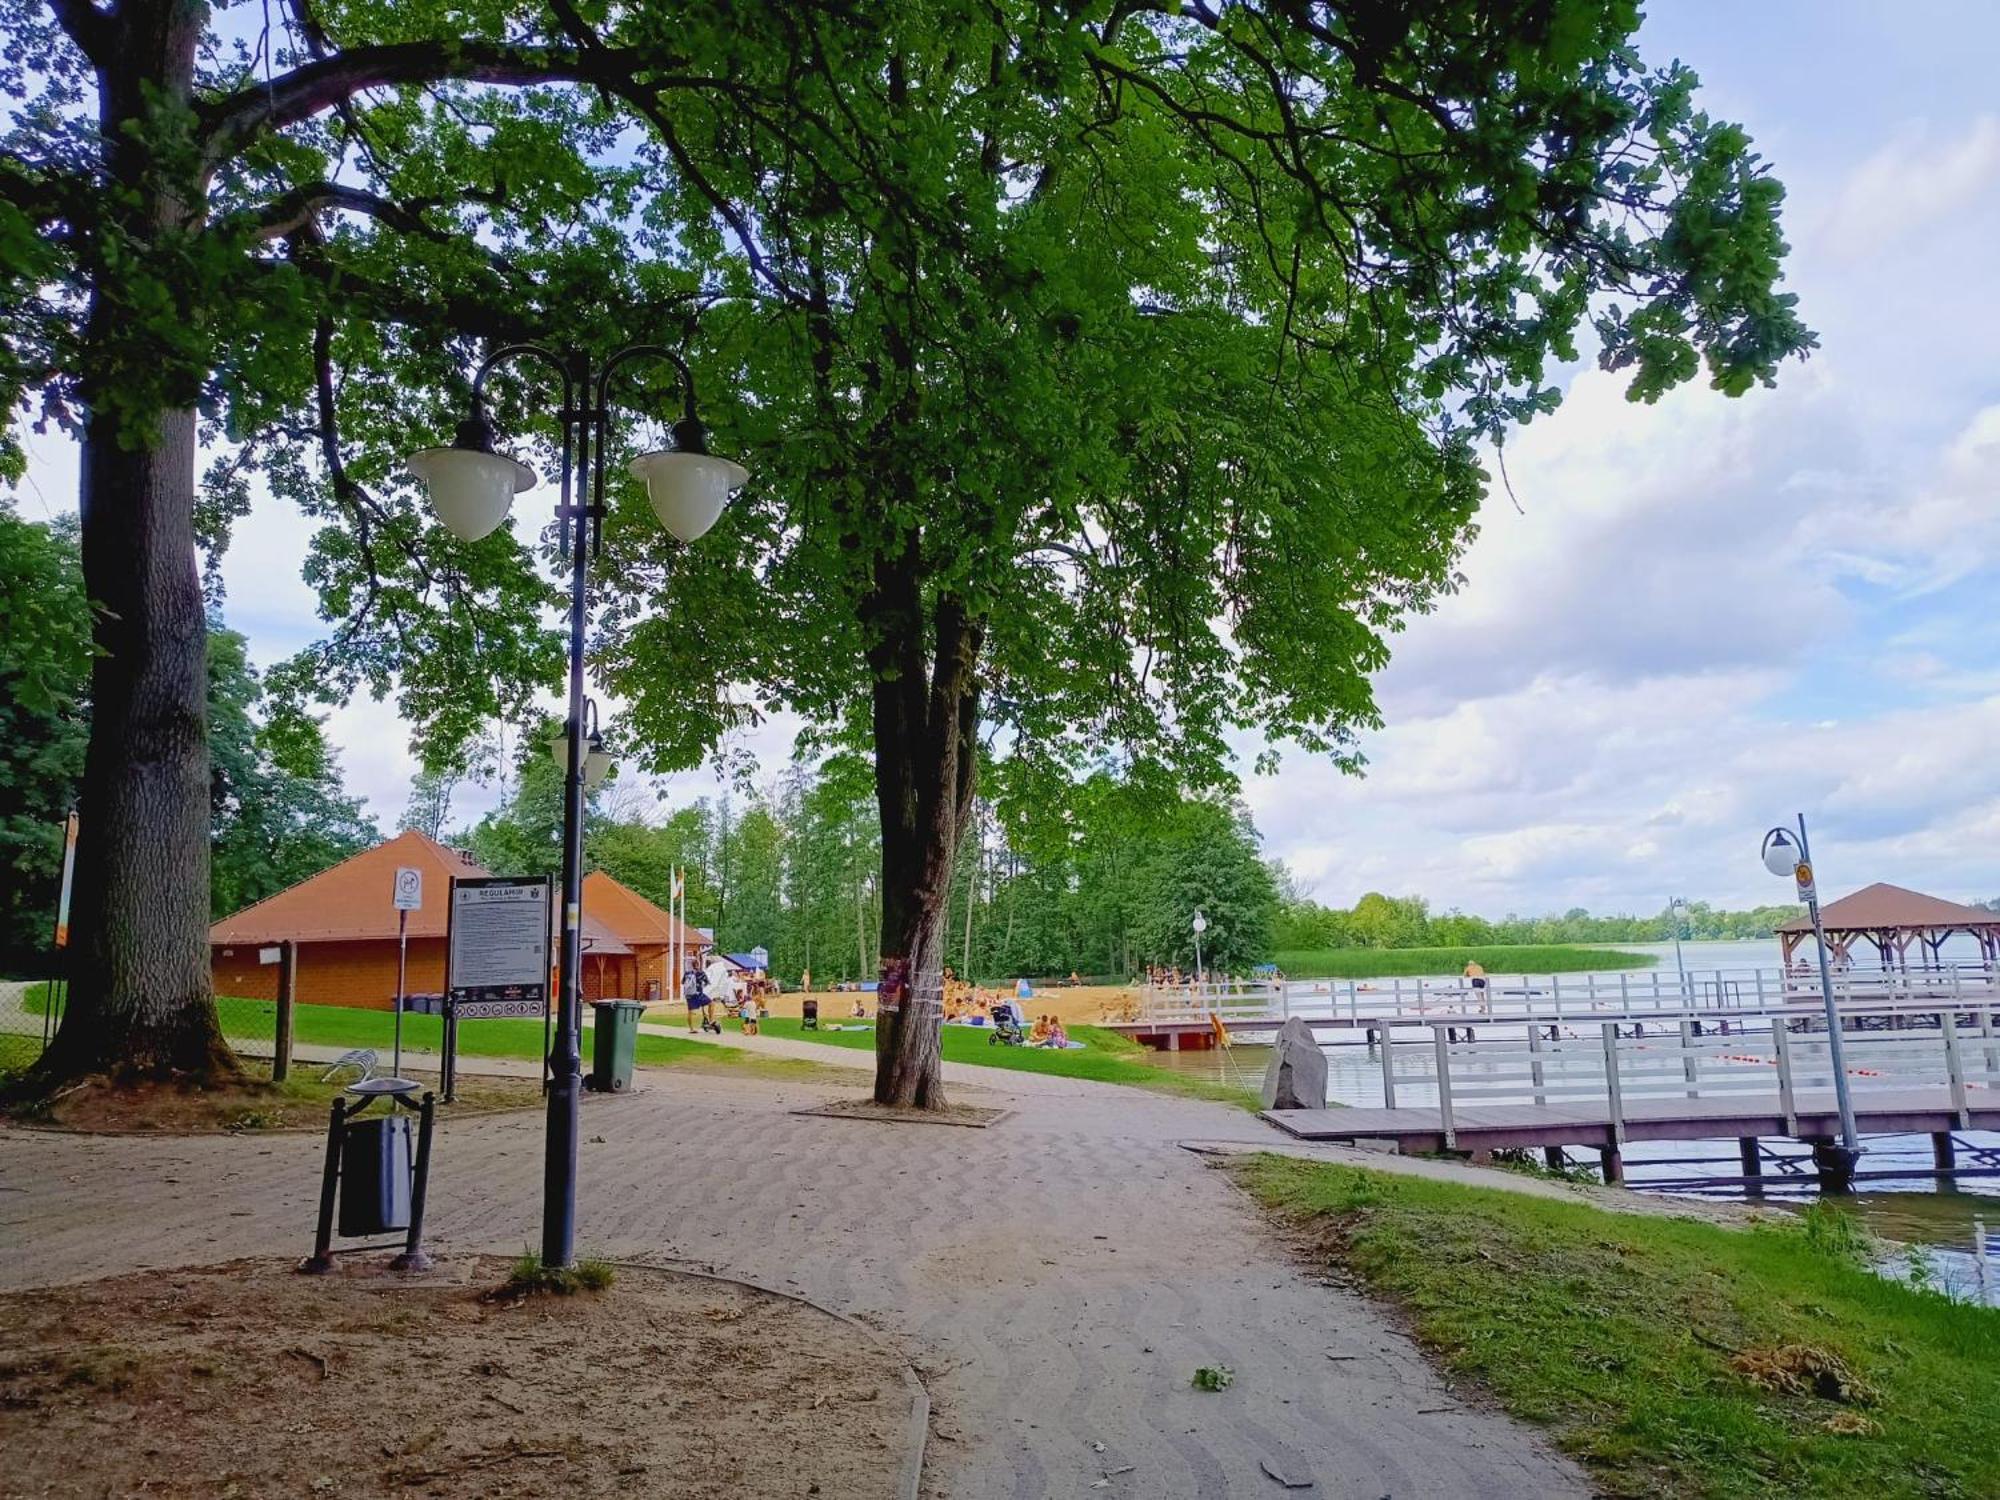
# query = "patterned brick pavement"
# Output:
<box><xmin>0</xmin><ymin>1068</ymin><xmax>1586</xmax><ymax>1499</ymax></box>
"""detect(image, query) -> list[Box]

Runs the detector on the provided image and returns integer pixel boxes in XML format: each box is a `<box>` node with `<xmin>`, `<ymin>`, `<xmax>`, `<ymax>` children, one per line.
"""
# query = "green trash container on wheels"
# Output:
<box><xmin>588</xmin><ymin>1000</ymin><xmax>645</xmax><ymax>1092</ymax></box>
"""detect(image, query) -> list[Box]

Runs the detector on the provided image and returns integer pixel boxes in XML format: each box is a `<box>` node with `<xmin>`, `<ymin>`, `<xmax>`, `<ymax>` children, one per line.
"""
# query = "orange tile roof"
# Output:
<box><xmin>210</xmin><ymin>830</ymin><xmax>628</xmax><ymax>953</ymax></box>
<box><xmin>581</xmin><ymin>870</ymin><xmax>713</xmax><ymax>949</ymax></box>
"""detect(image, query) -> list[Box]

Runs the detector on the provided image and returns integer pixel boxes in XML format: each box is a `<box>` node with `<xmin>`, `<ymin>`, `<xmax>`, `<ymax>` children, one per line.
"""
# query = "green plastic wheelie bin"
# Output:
<box><xmin>588</xmin><ymin>999</ymin><xmax>645</xmax><ymax>1092</ymax></box>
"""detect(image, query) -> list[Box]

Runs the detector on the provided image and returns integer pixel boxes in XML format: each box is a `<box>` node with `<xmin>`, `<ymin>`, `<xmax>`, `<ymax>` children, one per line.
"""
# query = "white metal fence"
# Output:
<box><xmin>1140</xmin><ymin>963</ymin><xmax>2000</xmax><ymax>1029</ymax></box>
<box><xmin>1374</xmin><ymin>1003</ymin><xmax>2000</xmax><ymax>1149</ymax></box>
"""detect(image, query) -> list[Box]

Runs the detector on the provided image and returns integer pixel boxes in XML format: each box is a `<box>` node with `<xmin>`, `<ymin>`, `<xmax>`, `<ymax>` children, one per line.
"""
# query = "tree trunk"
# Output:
<box><xmin>866</xmin><ymin>539</ymin><xmax>984</xmax><ymax>1107</ymax></box>
<box><xmin>37</xmin><ymin>0</ymin><xmax>236</xmax><ymax>1083</ymax></box>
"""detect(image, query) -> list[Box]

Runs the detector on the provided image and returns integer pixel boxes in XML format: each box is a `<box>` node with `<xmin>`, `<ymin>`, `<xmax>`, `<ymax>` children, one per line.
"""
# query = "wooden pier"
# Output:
<box><xmin>1254</xmin><ymin>998</ymin><xmax>2000</xmax><ymax>1190</ymax></box>
<box><xmin>1115</xmin><ymin>961</ymin><xmax>2000</xmax><ymax>1051</ymax></box>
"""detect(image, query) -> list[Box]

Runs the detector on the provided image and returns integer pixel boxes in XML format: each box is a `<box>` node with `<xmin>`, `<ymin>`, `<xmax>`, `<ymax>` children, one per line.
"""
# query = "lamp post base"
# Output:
<box><xmin>1812</xmin><ymin>1140</ymin><xmax>1862</xmax><ymax>1194</ymax></box>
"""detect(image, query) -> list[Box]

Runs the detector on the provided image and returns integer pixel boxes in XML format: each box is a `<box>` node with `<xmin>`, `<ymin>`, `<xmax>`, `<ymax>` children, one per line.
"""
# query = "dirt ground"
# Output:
<box><xmin>8</xmin><ymin>1068</ymin><xmax>542</xmax><ymax>1134</ymax></box>
<box><xmin>0</xmin><ymin>1255</ymin><xmax>916</xmax><ymax>1499</ymax></box>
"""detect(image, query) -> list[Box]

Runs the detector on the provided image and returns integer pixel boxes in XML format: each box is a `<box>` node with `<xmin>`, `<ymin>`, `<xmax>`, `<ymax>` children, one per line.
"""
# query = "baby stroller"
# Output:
<box><xmin>988</xmin><ymin>1001</ymin><xmax>1027</xmax><ymax>1046</ymax></box>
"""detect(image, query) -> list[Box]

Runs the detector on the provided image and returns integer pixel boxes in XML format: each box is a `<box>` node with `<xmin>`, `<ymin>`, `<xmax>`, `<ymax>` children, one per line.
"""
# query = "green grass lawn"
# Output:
<box><xmin>18</xmin><ymin>987</ymin><xmax>1256</xmax><ymax>1104</ymax></box>
<box><xmin>1273</xmin><ymin>943</ymin><xmax>1656</xmax><ymax>979</ymax></box>
<box><xmin>17</xmin><ymin>987</ymin><xmax>846</xmax><ymax>1087</ymax></box>
<box><xmin>752</xmin><ymin>1017</ymin><xmax>1258</xmax><ymax>1106</ymax></box>
<box><xmin>1240</xmin><ymin>1155</ymin><xmax>2000</xmax><ymax>1499</ymax></box>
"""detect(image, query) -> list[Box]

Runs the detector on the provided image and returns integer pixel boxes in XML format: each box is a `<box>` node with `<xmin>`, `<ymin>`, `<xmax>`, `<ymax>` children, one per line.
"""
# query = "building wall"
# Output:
<box><xmin>213</xmin><ymin>939</ymin><xmax>449</xmax><ymax>1011</ymax></box>
<box><xmin>216</xmin><ymin>940</ymin><xmax>643</xmax><ymax>1010</ymax></box>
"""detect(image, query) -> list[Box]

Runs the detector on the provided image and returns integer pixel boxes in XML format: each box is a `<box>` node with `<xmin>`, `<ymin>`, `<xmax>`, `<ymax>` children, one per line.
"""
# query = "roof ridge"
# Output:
<box><xmin>210</xmin><ymin>828</ymin><xmax>488</xmax><ymax>938</ymax></box>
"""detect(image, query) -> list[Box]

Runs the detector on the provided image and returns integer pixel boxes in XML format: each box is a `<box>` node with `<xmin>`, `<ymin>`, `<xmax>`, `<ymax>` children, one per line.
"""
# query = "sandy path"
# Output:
<box><xmin>0</xmin><ymin>1068</ymin><xmax>1588</xmax><ymax>1498</ymax></box>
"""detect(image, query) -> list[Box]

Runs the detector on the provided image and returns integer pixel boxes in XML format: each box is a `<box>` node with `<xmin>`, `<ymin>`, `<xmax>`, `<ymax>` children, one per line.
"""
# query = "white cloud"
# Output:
<box><xmin>1818</xmin><ymin>114</ymin><xmax>2000</xmax><ymax>259</ymax></box>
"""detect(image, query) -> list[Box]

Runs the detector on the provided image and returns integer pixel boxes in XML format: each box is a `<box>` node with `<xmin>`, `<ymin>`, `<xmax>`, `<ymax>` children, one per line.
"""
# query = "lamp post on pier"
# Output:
<box><xmin>1191</xmin><ymin>909</ymin><xmax>1208</xmax><ymax>999</ymax></box>
<box><xmin>1762</xmin><ymin>817</ymin><xmax>1861</xmax><ymax>1187</ymax></box>
<box><xmin>1669</xmin><ymin>896</ymin><xmax>1689</xmax><ymax>998</ymax></box>
<box><xmin>408</xmin><ymin>344</ymin><xmax>747</xmax><ymax>1266</ymax></box>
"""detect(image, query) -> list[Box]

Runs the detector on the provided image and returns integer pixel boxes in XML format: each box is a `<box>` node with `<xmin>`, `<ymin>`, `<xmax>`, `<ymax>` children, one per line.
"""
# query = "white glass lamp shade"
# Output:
<box><xmin>547</xmin><ymin>730</ymin><xmax>616</xmax><ymax>789</ymax></box>
<box><xmin>628</xmin><ymin>449</ymin><xmax>748</xmax><ymax>543</ymax></box>
<box><xmin>1761</xmin><ymin>828</ymin><xmax>1801</xmax><ymax>878</ymax></box>
<box><xmin>408</xmin><ymin>446</ymin><xmax>536</xmax><ymax>542</ymax></box>
<box><xmin>1191</xmin><ymin>911</ymin><xmax>1209</xmax><ymax>934</ymax></box>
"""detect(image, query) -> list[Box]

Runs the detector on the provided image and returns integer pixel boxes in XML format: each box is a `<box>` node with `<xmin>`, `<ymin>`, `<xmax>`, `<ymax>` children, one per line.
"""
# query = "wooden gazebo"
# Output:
<box><xmin>1774</xmin><ymin>882</ymin><xmax>2000</xmax><ymax>969</ymax></box>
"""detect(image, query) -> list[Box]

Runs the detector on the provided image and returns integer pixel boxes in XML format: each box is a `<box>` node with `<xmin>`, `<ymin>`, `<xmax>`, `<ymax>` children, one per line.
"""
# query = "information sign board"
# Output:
<box><xmin>447</xmin><ymin>876</ymin><xmax>551</xmax><ymax>1020</ymax></box>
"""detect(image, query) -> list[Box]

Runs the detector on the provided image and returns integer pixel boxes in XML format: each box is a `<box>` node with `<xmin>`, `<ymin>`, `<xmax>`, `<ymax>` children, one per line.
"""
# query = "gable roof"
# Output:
<box><xmin>211</xmin><ymin>830</ymin><xmax>627</xmax><ymax>953</ymax></box>
<box><xmin>1774</xmin><ymin>882</ymin><xmax>2000</xmax><ymax>934</ymax></box>
<box><xmin>580</xmin><ymin>870</ymin><xmax>713</xmax><ymax>949</ymax></box>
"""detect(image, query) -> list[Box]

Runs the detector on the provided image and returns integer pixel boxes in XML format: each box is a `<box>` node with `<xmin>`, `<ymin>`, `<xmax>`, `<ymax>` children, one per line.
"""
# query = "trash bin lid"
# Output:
<box><xmin>347</xmin><ymin>1077</ymin><xmax>422</xmax><ymax>1099</ymax></box>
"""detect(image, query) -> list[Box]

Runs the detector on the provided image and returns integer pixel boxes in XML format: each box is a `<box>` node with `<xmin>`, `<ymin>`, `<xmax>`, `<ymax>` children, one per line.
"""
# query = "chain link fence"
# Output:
<box><xmin>0</xmin><ymin>980</ymin><xmax>278</xmax><ymax>1078</ymax></box>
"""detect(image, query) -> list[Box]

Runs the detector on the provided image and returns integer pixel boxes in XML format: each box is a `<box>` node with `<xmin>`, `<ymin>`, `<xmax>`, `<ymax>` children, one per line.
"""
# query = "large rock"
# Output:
<box><xmin>1260</xmin><ymin>1016</ymin><xmax>1328</xmax><ymax>1110</ymax></box>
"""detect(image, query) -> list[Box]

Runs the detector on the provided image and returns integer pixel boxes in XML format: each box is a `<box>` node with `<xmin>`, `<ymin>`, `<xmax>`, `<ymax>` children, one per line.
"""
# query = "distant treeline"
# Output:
<box><xmin>1275</xmin><ymin>891</ymin><xmax>1813</xmax><ymax>952</ymax></box>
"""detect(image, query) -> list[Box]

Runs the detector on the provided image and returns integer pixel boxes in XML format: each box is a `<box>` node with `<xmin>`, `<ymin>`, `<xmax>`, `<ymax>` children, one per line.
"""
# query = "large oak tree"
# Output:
<box><xmin>3</xmin><ymin>0</ymin><xmax>1810</xmax><ymax>1102</ymax></box>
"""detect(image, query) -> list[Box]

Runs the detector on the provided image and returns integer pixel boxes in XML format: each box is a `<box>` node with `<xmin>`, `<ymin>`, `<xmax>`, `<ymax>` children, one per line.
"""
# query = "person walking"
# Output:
<box><xmin>685</xmin><ymin>963</ymin><xmax>715</xmax><ymax>1033</ymax></box>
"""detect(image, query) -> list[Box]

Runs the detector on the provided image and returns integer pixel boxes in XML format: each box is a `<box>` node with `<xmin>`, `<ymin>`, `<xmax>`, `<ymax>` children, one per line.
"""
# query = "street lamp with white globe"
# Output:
<box><xmin>408</xmin><ymin>343</ymin><xmax>747</xmax><ymax>1267</ymax></box>
<box><xmin>1191</xmin><ymin>909</ymin><xmax>1209</xmax><ymax>995</ymax></box>
<box><xmin>1760</xmin><ymin>816</ymin><xmax>1861</xmax><ymax>1185</ymax></box>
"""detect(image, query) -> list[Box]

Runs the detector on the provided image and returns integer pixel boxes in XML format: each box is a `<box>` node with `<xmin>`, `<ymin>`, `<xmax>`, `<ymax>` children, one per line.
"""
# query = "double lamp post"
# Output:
<box><xmin>408</xmin><ymin>344</ymin><xmax>747</xmax><ymax>1267</ymax></box>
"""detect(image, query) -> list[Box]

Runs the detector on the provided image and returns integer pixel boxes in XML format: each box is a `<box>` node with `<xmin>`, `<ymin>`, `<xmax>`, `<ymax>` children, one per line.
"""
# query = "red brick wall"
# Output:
<box><xmin>211</xmin><ymin>939</ymin><xmax>644</xmax><ymax>1011</ymax></box>
<box><xmin>211</xmin><ymin>939</ymin><xmax>448</xmax><ymax>1011</ymax></box>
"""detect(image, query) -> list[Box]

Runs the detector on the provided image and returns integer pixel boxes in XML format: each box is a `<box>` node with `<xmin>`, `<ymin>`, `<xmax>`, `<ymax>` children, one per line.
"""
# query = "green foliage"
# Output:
<box><xmin>0</xmin><ymin>502</ymin><xmax>90</xmax><ymax>970</ymax></box>
<box><xmin>1125</xmin><ymin>800</ymin><xmax>1278</xmax><ymax>973</ymax></box>
<box><xmin>206</xmin><ymin>628</ymin><xmax>378</xmax><ymax>919</ymax></box>
<box><xmin>1</xmin><ymin>3</ymin><xmax>1813</xmax><ymax>1088</ymax></box>
<box><xmin>12</xmin><ymin>0</ymin><xmax>1810</xmax><ymax>813</ymax></box>
<box><xmin>1242</xmin><ymin>1156</ymin><xmax>2000</xmax><ymax>1499</ymax></box>
<box><xmin>1191</xmin><ymin>1366</ymin><xmax>1234</xmax><ymax>1392</ymax></box>
<box><xmin>1797</xmin><ymin>1202</ymin><xmax>1874</xmax><ymax>1268</ymax></box>
<box><xmin>502</xmin><ymin>1251</ymin><xmax>616</xmax><ymax>1297</ymax></box>
<box><xmin>1277</xmin><ymin>890</ymin><xmax>1807</xmax><ymax>951</ymax></box>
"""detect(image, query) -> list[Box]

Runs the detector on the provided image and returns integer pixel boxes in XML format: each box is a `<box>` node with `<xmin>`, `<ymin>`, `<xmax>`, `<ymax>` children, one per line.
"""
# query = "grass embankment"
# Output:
<box><xmin>19</xmin><ymin>989</ymin><xmax>1237</xmax><ymax>1101</ymax></box>
<box><xmin>752</xmin><ymin>1017</ymin><xmax>1259</xmax><ymax>1106</ymax></box>
<box><xmin>15</xmin><ymin>989</ymin><xmax>852</xmax><ymax>1089</ymax></box>
<box><xmin>1240</xmin><ymin>1155</ymin><xmax>2000</xmax><ymax>1499</ymax></box>
<box><xmin>1273</xmin><ymin>944</ymin><xmax>1656</xmax><ymax>979</ymax></box>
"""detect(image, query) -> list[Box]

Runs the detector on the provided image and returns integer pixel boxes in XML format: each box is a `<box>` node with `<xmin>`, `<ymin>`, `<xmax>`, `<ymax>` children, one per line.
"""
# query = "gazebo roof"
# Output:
<box><xmin>1774</xmin><ymin>882</ymin><xmax>2000</xmax><ymax>935</ymax></box>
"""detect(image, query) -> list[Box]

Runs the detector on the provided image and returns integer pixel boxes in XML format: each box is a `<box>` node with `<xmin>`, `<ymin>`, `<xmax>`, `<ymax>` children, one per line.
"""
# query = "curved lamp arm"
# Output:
<box><xmin>594</xmin><ymin>344</ymin><xmax>711</xmax><ymax>452</ymax></box>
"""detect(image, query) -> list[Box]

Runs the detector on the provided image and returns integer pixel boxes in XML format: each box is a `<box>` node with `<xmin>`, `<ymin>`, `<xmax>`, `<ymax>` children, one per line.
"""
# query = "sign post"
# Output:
<box><xmin>44</xmin><ymin>809</ymin><xmax>78</xmax><ymax>1049</ymax></box>
<box><xmin>392</xmin><ymin>867</ymin><xmax>424</xmax><ymax>1079</ymax></box>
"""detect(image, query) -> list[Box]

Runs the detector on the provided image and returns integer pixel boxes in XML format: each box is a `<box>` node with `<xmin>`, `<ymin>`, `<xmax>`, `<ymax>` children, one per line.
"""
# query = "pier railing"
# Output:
<box><xmin>1377</xmin><ymin>1002</ymin><xmax>2000</xmax><ymax>1149</ymax></box>
<box><xmin>1139</xmin><ymin>962</ymin><xmax>2000</xmax><ymax>1029</ymax></box>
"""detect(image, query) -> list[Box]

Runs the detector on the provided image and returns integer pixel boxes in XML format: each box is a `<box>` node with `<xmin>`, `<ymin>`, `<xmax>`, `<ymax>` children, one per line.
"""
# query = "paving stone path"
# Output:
<box><xmin>0</xmin><ymin>1066</ymin><xmax>1587</xmax><ymax>1498</ymax></box>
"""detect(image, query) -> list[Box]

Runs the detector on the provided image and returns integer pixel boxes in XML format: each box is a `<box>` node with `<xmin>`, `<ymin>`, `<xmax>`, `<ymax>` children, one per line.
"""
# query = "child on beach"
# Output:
<box><xmin>739</xmin><ymin>995</ymin><xmax>761</xmax><ymax>1035</ymax></box>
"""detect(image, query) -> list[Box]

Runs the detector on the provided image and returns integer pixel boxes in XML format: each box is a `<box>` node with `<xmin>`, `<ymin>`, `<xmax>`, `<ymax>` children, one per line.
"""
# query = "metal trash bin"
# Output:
<box><xmin>339</xmin><ymin>1114</ymin><xmax>413</xmax><ymax>1236</ymax></box>
<box><xmin>589</xmin><ymin>999</ymin><xmax>645</xmax><ymax>1092</ymax></box>
<box><xmin>802</xmin><ymin>998</ymin><xmax>819</xmax><ymax>1030</ymax></box>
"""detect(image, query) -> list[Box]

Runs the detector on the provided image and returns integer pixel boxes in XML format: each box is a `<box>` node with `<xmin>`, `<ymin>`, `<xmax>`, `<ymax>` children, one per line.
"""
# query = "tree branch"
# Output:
<box><xmin>45</xmin><ymin>0</ymin><xmax>112</xmax><ymax>68</ymax></box>
<box><xmin>197</xmin><ymin>38</ymin><xmax>688</xmax><ymax>165</ymax></box>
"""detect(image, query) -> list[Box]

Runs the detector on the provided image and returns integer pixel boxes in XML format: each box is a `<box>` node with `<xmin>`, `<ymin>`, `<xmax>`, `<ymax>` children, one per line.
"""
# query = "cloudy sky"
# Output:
<box><xmin>13</xmin><ymin>3</ymin><xmax>1999</xmax><ymax>920</ymax></box>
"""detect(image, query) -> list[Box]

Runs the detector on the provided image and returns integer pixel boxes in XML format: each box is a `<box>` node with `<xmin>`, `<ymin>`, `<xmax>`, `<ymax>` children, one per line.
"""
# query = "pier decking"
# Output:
<box><xmin>1245</xmin><ymin>989</ymin><xmax>2000</xmax><ymax>1188</ymax></box>
<box><xmin>1264</xmin><ymin>1088</ymin><xmax>2000</xmax><ymax>1164</ymax></box>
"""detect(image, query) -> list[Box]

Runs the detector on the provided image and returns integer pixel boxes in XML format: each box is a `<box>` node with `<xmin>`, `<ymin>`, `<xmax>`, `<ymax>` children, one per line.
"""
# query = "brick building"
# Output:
<box><xmin>579</xmin><ymin>870</ymin><xmax>714</xmax><ymax>1003</ymax></box>
<box><xmin>210</xmin><ymin>830</ymin><xmax>635</xmax><ymax>1010</ymax></box>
